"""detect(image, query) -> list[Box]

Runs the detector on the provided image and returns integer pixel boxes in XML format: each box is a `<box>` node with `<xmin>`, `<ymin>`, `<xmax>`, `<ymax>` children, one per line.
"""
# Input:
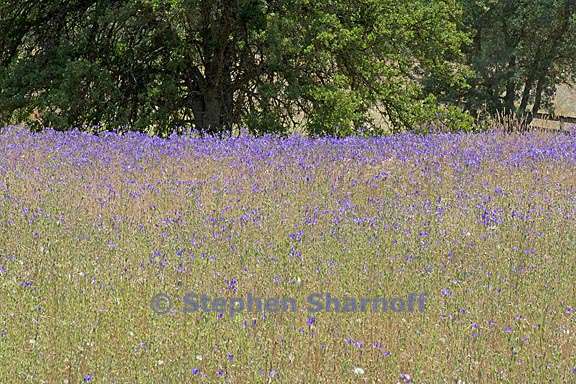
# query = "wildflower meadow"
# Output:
<box><xmin>0</xmin><ymin>126</ymin><xmax>575</xmax><ymax>383</ymax></box>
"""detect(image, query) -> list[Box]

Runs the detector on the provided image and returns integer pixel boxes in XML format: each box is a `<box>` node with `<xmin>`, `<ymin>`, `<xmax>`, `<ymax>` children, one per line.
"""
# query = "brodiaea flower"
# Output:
<box><xmin>216</xmin><ymin>369</ymin><xmax>225</xmax><ymax>378</ymax></box>
<box><xmin>399</xmin><ymin>372</ymin><xmax>413</xmax><ymax>383</ymax></box>
<box><xmin>306</xmin><ymin>316</ymin><xmax>315</xmax><ymax>327</ymax></box>
<box><xmin>83</xmin><ymin>374</ymin><xmax>93</xmax><ymax>382</ymax></box>
<box><xmin>440</xmin><ymin>288</ymin><xmax>451</xmax><ymax>297</ymax></box>
<box><xmin>191</xmin><ymin>368</ymin><xmax>200</xmax><ymax>375</ymax></box>
<box><xmin>225</xmin><ymin>278</ymin><xmax>238</xmax><ymax>293</ymax></box>
<box><xmin>288</xmin><ymin>230</ymin><xmax>304</xmax><ymax>242</ymax></box>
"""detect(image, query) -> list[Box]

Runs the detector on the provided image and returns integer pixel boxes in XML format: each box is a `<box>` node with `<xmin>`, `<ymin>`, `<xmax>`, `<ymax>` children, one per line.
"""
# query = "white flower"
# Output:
<box><xmin>353</xmin><ymin>367</ymin><xmax>365</xmax><ymax>375</ymax></box>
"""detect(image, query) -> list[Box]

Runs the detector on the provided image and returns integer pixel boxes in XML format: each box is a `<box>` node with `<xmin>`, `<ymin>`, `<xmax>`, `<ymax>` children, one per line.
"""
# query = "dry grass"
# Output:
<box><xmin>0</xmin><ymin>127</ymin><xmax>574</xmax><ymax>382</ymax></box>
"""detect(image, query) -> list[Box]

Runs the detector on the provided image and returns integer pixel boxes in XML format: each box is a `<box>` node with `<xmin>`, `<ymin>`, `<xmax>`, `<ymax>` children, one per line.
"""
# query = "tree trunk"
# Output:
<box><xmin>188</xmin><ymin>78</ymin><xmax>230</xmax><ymax>137</ymax></box>
<box><xmin>203</xmin><ymin>88</ymin><xmax>223</xmax><ymax>135</ymax></box>
<box><xmin>503</xmin><ymin>56</ymin><xmax>517</xmax><ymax>114</ymax></box>
<box><xmin>530</xmin><ymin>76</ymin><xmax>546</xmax><ymax>123</ymax></box>
<box><xmin>186</xmin><ymin>0</ymin><xmax>236</xmax><ymax>137</ymax></box>
<box><xmin>518</xmin><ymin>73</ymin><xmax>535</xmax><ymax>117</ymax></box>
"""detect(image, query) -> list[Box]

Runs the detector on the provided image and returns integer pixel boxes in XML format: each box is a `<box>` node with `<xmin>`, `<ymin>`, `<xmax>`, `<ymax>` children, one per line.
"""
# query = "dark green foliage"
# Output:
<box><xmin>5</xmin><ymin>1</ymin><xmax>573</xmax><ymax>136</ymax></box>
<box><xmin>0</xmin><ymin>0</ymin><xmax>472</xmax><ymax>136</ymax></box>
<box><xmin>457</xmin><ymin>0</ymin><xmax>576</xmax><ymax>125</ymax></box>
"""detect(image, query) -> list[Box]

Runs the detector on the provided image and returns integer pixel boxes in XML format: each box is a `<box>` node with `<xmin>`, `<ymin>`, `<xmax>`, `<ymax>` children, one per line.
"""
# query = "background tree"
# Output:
<box><xmin>0</xmin><ymin>0</ymin><xmax>471</xmax><ymax>136</ymax></box>
<box><xmin>457</xmin><ymin>0</ymin><xmax>576</xmax><ymax>124</ymax></box>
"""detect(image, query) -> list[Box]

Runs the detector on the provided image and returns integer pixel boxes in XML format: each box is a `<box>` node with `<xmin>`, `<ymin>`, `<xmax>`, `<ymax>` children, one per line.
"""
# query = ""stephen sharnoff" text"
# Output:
<box><xmin>150</xmin><ymin>292</ymin><xmax>427</xmax><ymax>317</ymax></box>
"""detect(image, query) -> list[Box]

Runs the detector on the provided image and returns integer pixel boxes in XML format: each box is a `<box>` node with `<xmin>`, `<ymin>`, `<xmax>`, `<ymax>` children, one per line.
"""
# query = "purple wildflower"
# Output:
<box><xmin>288</xmin><ymin>244</ymin><xmax>302</xmax><ymax>259</ymax></box>
<box><xmin>225</xmin><ymin>278</ymin><xmax>238</xmax><ymax>293</ymax></box>
<box><xmin>399</xmin><ymin>372</ymin><xmax>413</xmax><ymax>383</ymax></box>
<box><xmin>288</xmin><ymin>230</ymin><xmax>304</xmax><ymax>242</ymax></box>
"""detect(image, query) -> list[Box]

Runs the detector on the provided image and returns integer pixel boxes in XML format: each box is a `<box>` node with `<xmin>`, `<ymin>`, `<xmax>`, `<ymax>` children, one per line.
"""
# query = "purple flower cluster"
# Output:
<box><xmin>1</xmin><ymin>126</ymin><xmax>575</xmax><ymax>382</ymax></box>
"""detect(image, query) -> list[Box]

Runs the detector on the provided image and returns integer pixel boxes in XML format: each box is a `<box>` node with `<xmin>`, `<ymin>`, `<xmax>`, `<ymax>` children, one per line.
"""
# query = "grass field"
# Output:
<box><xmin>555</xmin><ymin>84</ymin><xmax>576</xmax><ymax>118</ymax></box>
<box><xmin>0</xmin><ymin>126</ymin><xmax>575</xmax><ymax>383</ymax></box>
<box><xmin>531</xmin><ymin>84</ymin><xmax>576</xmax><ymax>132</ymax></box>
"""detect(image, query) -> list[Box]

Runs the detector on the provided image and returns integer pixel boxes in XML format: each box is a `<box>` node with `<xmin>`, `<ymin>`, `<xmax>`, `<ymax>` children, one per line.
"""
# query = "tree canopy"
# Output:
<box><xmin>0</xmin><ymin>0</ymin><xmax>471</xmax><ymax>136</ymax></box>
<box><xmin>1</xmin><ymin>0</ymin><xmax>575</xmax><ymax>136</ymax></box>
<box><xmin>458</xmin><ymin>0</ymin><xmax>576</xmax><ymax>124</ymax></box>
